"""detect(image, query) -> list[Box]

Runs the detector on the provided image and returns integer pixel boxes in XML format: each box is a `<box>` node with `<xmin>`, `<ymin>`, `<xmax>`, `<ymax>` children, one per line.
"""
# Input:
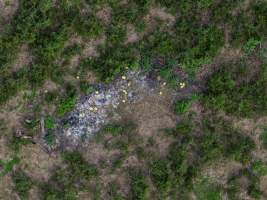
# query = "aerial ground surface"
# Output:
<box><xmin>0</xmin><ymin>0</ymin><xmax>267</xmax><ymax>199</ymax></box>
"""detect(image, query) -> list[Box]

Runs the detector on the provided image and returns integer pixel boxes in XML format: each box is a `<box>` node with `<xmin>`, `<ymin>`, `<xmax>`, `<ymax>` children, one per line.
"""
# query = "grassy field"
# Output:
<box><xmin>0</xmin><ymin>0</ymin><xmax>267</xmax><ymax>199</ymax></box>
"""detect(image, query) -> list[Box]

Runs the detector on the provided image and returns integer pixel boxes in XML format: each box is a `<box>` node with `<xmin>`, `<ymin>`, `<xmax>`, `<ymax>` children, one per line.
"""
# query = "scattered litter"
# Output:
<box><xmin>61</xmin><ymin>71</ymin><xmax>152</xmax><ymax>143</ymax></box>
<box><xmin>179</xmin><ymin>82</ymin><xmax>186</xmax><ymax>89</ymax></box>
<box><xmin>76</xmin><ymin>76</ymin><xmax>80</xmax><ymax>79</ymax></box>
<box><xmin>159</xmin><ymin>91</ymin><xmax>163</xmax><ymax>95</ymax></box>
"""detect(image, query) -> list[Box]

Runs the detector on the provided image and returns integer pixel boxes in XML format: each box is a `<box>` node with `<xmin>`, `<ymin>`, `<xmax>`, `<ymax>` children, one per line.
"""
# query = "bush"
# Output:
<box><xmin>130</xmin><ymin>169</ymin><xmax>148</xmax><ymax>200</ymax></box>
<box><xmin>260</xmin><ymin>129</ymin><xmax>267</xmax><ymax>149</ymax></box>
<box><xmin>0</xmin><ymin>157</ymin><xmax>20</xmax><ymax>177</ymax></box>
<box><xmin>150</xmin><ymin>159</ymin><xmax>170</xmax><ymax>193</ymax></box>
<box><xmin>193</xmin><ymin>178</ymin><xmax>222</xmax><ymax>200</ymax></box>
<box><xmin>42</xmin><ymin>151</ymin><xmax>99</xmax><ymax>199</ymax></box>
<box><xmin>12</xmin><ymin>170</ymin><xmax>33</xmax><ymax>200</ymax></box>
<box><xmin>57</xmin><ymin>96</ymin><xmax>77</xmax><ymax>117</ymax></box>
<box><xmin>203</xmin><ymin>60</ymin><xmax>267</xmax><ymax>117</ymax></box>
<box><xmin>44</xmin><ymin>116</ymin><xmax>56</xmax><ymax>129</ymax></box>
<box><xmin>251</xmin><ymin>160</ymin><xmax>267</xmax><ymax>176</ymax></box>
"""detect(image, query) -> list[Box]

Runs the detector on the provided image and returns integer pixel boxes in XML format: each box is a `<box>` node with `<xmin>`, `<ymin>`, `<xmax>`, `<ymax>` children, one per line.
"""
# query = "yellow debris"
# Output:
<box><xmin>122</xmin><ymin>75</ymin><xmax>126</xmax><ymax>80</ymax></box>
<box><xmin>122</xmin><ymin>90</ymin><xmax>127</xmax><ymax>94</ymax></box>
<box><xmin>89</xmin><ymin>107</ymin><xmax>94</xmax><ymax>111</ymax></box>
<box><xmin>93</xmin><ymin>107</ymin><xmax>98</xmax><ymax>111</ymax></box>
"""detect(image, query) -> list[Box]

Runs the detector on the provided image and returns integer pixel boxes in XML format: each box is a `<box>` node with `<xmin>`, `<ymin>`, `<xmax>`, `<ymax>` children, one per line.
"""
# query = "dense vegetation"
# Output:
<box><xmin>1</xmin><ymin>0</ymin><xmax>267</xmax><ymax>199</ymax></box>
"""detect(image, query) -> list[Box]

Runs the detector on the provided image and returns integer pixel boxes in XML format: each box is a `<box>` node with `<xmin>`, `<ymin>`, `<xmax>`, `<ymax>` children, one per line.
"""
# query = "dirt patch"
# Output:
<box><xmin>0</xmin><ymin>0</ymin><xmax>18</xmax><ymax>28</ymax></box>
<box><xmin>0</xmin><ymin>175</ymin><xmax>16</xmax><ymax>200</ymax></box>
<box><xmin>82</xmin><ymin>35</ymin><xmax>106</xmax><ymax>58</ymax></box>
<box><xmin>148</xmin><ymin>7</ymin><xmax>176</xmax><ymax>24</ymax></box>
<box><xmin>125</xmin><ymin>24</ymin><xmax>139</xmax><ymax>44</ymax></box>
<box><xmin>96</xmin><ymin>6</ymin><xmax>112</xmax><ymax>25</ymax></box>
<box><xmin>234</xmin><ymin>117</ymin><xmax>267</xmax><ymax>162</ymax></box>
<box><xmin>19</xmin><ymin>144</ymin><xmax>62</xmax><ymax>182</ymax></box>
<box><xmin>201</xmin><ymin>158</ymin><xmax>243</xmax><ymax>185</ymax></box>
<box><xmin>11</xmin><ymin>44</ymin><xmax>33</xmax><ymax>72</ymax></box>
<box><xmin>120</xmin><ymin>87</ymin><xmax>176</xmax><ymax>138</ymax></box>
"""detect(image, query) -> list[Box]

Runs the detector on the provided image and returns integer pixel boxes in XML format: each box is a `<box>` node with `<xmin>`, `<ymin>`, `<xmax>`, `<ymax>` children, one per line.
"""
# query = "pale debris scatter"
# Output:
<box><xmin>61</xmin><ymin>71</ymin><xmax>156</xmax><ymax>144</ymax></box>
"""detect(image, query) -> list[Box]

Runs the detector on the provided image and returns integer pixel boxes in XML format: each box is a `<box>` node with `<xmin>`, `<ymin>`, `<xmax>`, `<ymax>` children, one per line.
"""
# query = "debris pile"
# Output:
<box><xmin>60</xmin><ymin>71</ymin><xmax>159</xmax><ymax>145</ymax></box>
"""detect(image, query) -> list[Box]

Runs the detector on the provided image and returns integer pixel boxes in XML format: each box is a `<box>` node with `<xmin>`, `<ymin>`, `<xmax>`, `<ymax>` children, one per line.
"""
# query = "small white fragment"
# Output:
<box><xmin>122</xmin><ymin>99</ymin><xmax>126</xmax><ymax>103</ymax></box>
<box><xmin>122</xmin><ymin>76</ymin><xmax>126</xmax><ymax>80</ymax></box>
<box><xmin>179</xmin><ymin>82</ymin><xmax>186</xmax><ymax>89</ymax></box>
<box><xmin>95</xmin><ymin>91</ymin><xmax>99</xmax><ymax>94</ymax></box>
<box><xmin>76</xmin><ymin>76</ymin><xmax>80</xmax><ymax>79</ymax></box>
<box><xmin>93</xmin><ymin>107</ymin><xmax>98</xmax><ymax>111</ymax></box>
<box><xmin>89</xmin><ymin>107</ymin><xmax>94</xmax><ymax>111</ymax></box>
<box><xmin>159</xmin><ymin>91</ymin><xmax>163</xmax><ymax>95</ymax></box>
<box><xmin>163</xmin><ymin>82</ymin><xmax>166</xmax><ymax>86</ymax></box>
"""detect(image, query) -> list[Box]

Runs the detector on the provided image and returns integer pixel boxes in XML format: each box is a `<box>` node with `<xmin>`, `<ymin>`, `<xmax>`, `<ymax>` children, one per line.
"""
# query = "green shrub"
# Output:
<box><xmin>174</xmin><ymin>99</ymin><xmax>192</xmax><ymax>114</ymax></box>
<box><xmin>150</xmin><ymin>159</ymin><xmax>170</xmax><ymax>193</ymax></box>
<box><xmin>193</xmin><ymin>178</ymin><xmax>222</xmax><ymax>200</ymax></box>
<box><xmin>0</xmin><ymin>157</ymin><xmax>20</xmax><ymax>177</ymax></box>
<box><xmin>252</xmin><ymin>160</ymin><xmax>267</xmax><ymax>177</ymax></box>
<box><xmin>44</xmin><ymin>130</ymin><xmax>56</xmax><ymax>146</ymax></box>
<box><xmin>44</xmin><ymin>116</ymin><xmax>56</xmax><ymax>129</ymax></box>
<box><xmin>12</xmin><ymin>170</ymin><xmax>33</xmax><ymax>200</ymax></box>
<box><xmin>260</xmin><ymin>129</ymin><xmax>267</xmax><ymax>149</ymax></box>
<box><xmin>57</xmin><ymin>96</ymin><xmax>77</xmax><ymax>117</ymax></box>
<box><xmin>130</xmin><ymin>169</ymin><xmax>148</xmax><ymax>200</ymax></box>
<box><xmin>42</xmin><ymin>151</ymin><xmax>99</xmax><ymax>200</ymax></box>
<box><xmin>203</xmin><ymin>60</ymin><xmax>267</xmax><ymax>117</ymax></box>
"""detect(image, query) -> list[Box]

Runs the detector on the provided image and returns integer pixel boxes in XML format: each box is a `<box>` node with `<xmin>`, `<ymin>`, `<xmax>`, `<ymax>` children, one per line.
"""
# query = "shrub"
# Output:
<box><xmin>130</xmin><ymin>169</ymin><xmax>148</xmax><ymax>200</ymax></box>
<box><xmin>260</xmin><ymin>129</ymin><xmax>267</xmax><ymax>149</ymax></box>
<box><xmin>174</xmin><ymin>99</ymin><xmax>192</xmax><ymax>114</ymax></box>
<box><xmin>193</xmin><ymin>178</ymin><xmax>222</xmax><ymax>200</ymax></box>
<box><xmin>203</xmin><ymin>60</ymin><xmax>267</xmax><ymax>117</ymax></box>
<box><xmin>57</xmin><ymin>96</ymin><xmax>77</xmax><ymax>117</ymax></box>
<box><xmin>44</xmin><ymin>130</ymin><xmax>56</xmax><ymax>146</ymax></box>
<box><xmin>12</xmin><ymin>170</ymin><xmax>33</xmax><ymax>200</ymax></box>
<box><xmin>251</xmin><ymin>160</ymin><xmax>267</xmax><ymax>176</ymax></box>
<box><xmin>0</xmin><ymin>157</ymin><xmax>20</xmax><ymax>177</ymax></box>
<box><xmin>44</xmin><ymin>116</ymin><xmax>56</xmax><ymax>129</ymax></box>
<box><xmin>42</xmin><ymin>151</ymin><xmax>99</xmax><ymax>199</ymax></box>
<box><xmin>150</xmin><ymin>159</ymin><xmax>170</xmax><ymax>193</ymax></box>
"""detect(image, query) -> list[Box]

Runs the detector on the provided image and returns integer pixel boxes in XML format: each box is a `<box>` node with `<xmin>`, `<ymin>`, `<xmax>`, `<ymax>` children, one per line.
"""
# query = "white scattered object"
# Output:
<box><xmin>122</xmin><ymin>76</ymin><xmax>126</xmax><ymax>80</ymax></box>
<box><xmin>179</xmin><ymin>82</ymin><xmax>186</xmax><ymax>89</ymax></box>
